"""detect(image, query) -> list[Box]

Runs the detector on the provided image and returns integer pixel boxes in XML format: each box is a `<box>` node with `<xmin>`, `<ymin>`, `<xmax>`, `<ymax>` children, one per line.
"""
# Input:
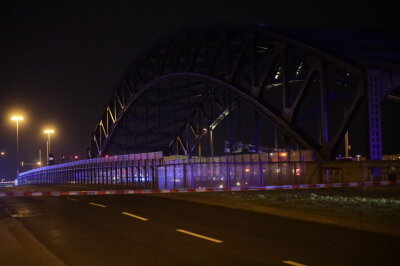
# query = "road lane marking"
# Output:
<box><xmin>67</xmin><ymin>197</ymin><xmax>79</xmax><ymax>201</ymax></box>
<box><xmin>89</xmin><ymin>202</ymin><xmax>106</xmax><ymax>208</ymax></box>
<box><xmin>283</xmin><ymin>260</ymin><xmax>307</xmax><ymax>266</ymax></box>
<box><xmin>121</xmin><ymin>212</ymin><xmax>149</xmax><ymax>221</ymax></box>
<box><xmin>176</xmin><ymin>229</ymin><xmax>223</xmax><ymax>243</ymax></box>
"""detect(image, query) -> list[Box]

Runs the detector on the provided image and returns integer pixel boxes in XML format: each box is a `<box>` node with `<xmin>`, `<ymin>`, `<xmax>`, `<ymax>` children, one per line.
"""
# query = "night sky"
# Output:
<box><xmin>0</xmin><ymin>1</ymin><xmax>398</xmax><ymax>179</ymax></box>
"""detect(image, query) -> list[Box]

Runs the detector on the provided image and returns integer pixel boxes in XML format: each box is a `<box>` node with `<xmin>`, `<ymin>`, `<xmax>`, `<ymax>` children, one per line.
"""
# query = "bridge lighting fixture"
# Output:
<box><xmin>274</xmin><ymin>67</ymin><xmax>281</xmax><ymax>80</ymax></box>
<box><xmin>296</xmin><ymin>62</ymin><xmax>303</xmax><ymax>76</ymax></box>
<box><xmin>256</xmin><ymin>45</ymin><xmax>269</xmax><ymax>53</ymax></box>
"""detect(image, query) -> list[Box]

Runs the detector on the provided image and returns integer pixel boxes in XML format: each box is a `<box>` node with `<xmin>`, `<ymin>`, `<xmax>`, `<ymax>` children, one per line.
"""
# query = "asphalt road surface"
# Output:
<box><xmin>1</xmin><ymin>186</ymin><xmax>399</xmax><ymax>266</ymax></box>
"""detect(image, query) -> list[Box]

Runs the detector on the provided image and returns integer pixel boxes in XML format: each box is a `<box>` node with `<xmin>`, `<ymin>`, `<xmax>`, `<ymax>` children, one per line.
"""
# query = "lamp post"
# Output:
<box><xmin>11</xmin><ymin>115</ymin><xmax>24</xmax><ymax>177</ymax></box>
<box><xmin>43</xmin><ymin>129</ymin><xmax>54</xmax><ymax>165</ymax></box>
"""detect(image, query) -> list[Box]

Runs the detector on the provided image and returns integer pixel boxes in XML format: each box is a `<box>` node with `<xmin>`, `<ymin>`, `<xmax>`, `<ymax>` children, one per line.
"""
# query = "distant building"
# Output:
<box><xmin>383</xmin><ymin>154</ymin><xmax>400</xmax><ymax>160</ymax></box>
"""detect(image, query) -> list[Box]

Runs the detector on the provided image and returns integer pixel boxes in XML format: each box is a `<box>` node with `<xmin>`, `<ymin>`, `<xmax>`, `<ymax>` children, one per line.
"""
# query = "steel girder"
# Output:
<box><xmin>88</xmin><ymin>25</ymin><xmax>366</xmax><ymax>160</ymax></box>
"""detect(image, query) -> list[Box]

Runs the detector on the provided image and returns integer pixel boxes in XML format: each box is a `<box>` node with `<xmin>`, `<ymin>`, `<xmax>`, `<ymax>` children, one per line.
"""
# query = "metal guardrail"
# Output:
<box><xmin>17</xmin><ymin>152</ymin><xmax>400</xmax><ymax>189</ymax></box>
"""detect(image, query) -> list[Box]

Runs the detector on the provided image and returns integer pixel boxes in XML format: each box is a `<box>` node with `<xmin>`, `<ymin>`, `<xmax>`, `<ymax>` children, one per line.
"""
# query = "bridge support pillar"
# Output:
<box><xmin>367</xmin><ymin>70</ymin><xmax>400</xmax><ymax>162</ymax></box>
<box><xmin>366</xmin><ymin>70</ymin><xmax>383</xmax><ymax>161</ymax></box>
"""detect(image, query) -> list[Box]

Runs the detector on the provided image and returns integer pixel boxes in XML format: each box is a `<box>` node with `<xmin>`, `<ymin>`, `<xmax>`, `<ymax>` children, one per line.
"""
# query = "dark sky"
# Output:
<box><xmin>0</xmin><ymin>0</ymin><xmax>398</xmax><ymax>178</ymax></box>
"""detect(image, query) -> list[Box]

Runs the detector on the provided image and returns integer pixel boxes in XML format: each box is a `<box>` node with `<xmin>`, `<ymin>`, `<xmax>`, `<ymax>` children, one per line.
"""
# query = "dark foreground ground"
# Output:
<box><xmin>1</xmin><ymin>185</ymin><xmax>399</xmax><ymax>266</ymax></box>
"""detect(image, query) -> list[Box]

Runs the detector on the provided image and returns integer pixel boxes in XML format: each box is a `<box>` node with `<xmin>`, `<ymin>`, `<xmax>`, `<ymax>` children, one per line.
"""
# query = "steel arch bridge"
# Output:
<box><xmin>88</xmin><ymin>25</ymin><xmax>400</xmax><ymax>161</ymax></box>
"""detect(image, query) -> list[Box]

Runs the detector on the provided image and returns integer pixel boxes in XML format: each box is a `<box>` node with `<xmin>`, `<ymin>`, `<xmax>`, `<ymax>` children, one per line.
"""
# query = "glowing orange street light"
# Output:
<box><xmin>11</xmin><ymin>115</ymin><xmax>24</xmax><ymax>177</ymax></box>
<box><xmin>43</xmin><ymin>129</ymin><xmax>55</xmax><ymax>165</ymax></box>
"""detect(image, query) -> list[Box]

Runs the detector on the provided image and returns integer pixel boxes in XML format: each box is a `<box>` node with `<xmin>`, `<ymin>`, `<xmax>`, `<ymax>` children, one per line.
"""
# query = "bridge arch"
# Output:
<box><xmin>100</xmin><ymin>73</ymin><xmax>324</xmax><ymax>158</ymax></box>
<box><xmin>89</xmin><ymin>25</ymin><xmax>400</xmax><ymax>160</ymax></box>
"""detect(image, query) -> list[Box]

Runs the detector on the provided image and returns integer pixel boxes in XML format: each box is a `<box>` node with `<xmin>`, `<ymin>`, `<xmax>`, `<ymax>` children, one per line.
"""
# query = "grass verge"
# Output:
<box><xmin>151</xmin><ymin>186</ymin><xmax>400</xmax><ymax>236</ymax></box>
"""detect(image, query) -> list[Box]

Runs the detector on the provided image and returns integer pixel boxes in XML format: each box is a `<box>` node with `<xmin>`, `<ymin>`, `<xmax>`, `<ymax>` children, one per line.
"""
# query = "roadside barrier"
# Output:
<box><xmin>1</xmin><ymin>180</ymin><xmax>399</xmax><ymax>197</ymax></box>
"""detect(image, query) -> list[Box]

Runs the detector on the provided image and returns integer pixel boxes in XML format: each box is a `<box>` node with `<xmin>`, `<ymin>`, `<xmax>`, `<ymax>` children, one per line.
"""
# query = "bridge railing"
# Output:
<box><xmin>17</xmin><ymin>152</ymin><xmax>400</xmax><ymax>188</ymax></box>
<box><xmin>17</xmin><ymin>152</ymin><xmax>163</xmax><ymax>188</ymax></box>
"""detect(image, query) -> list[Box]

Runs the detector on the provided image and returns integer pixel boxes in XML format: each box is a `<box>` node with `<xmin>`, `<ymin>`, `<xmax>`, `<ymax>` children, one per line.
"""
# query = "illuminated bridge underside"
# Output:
<box><xmin>89</xmin><ymin>25</ymin><xmax>400</xmax><ymax>160</ymax></box>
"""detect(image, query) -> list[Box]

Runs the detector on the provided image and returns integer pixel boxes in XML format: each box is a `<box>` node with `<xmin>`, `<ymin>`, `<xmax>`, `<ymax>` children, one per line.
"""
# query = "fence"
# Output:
<box><xmin>17</xmin><ymin>151</ymin><xmax>400</xmax><ymax>189</ymax></box>
<box><xmin>307</xmin><ymin>161</ymin><xmax>400</xmax><ymax>183</ymax></box>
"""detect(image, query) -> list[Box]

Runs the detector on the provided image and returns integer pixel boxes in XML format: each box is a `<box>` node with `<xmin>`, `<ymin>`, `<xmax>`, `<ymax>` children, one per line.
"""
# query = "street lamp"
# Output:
<box><xmin>43</xmin><ymin>129</ymin><xmax>55</xmax><ymax>165</ymax></box>
<box><xmin>11</xmin><ymin>115</ymin><xmax>24</xmax><ymax>177</ymax></box>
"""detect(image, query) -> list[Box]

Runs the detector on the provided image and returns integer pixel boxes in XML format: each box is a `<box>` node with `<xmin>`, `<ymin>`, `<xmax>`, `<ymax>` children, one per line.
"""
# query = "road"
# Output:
<box><xmin>1</xmin><ymin>186</ymin><xmax>399</xmax><ymax>265</ymax></box>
